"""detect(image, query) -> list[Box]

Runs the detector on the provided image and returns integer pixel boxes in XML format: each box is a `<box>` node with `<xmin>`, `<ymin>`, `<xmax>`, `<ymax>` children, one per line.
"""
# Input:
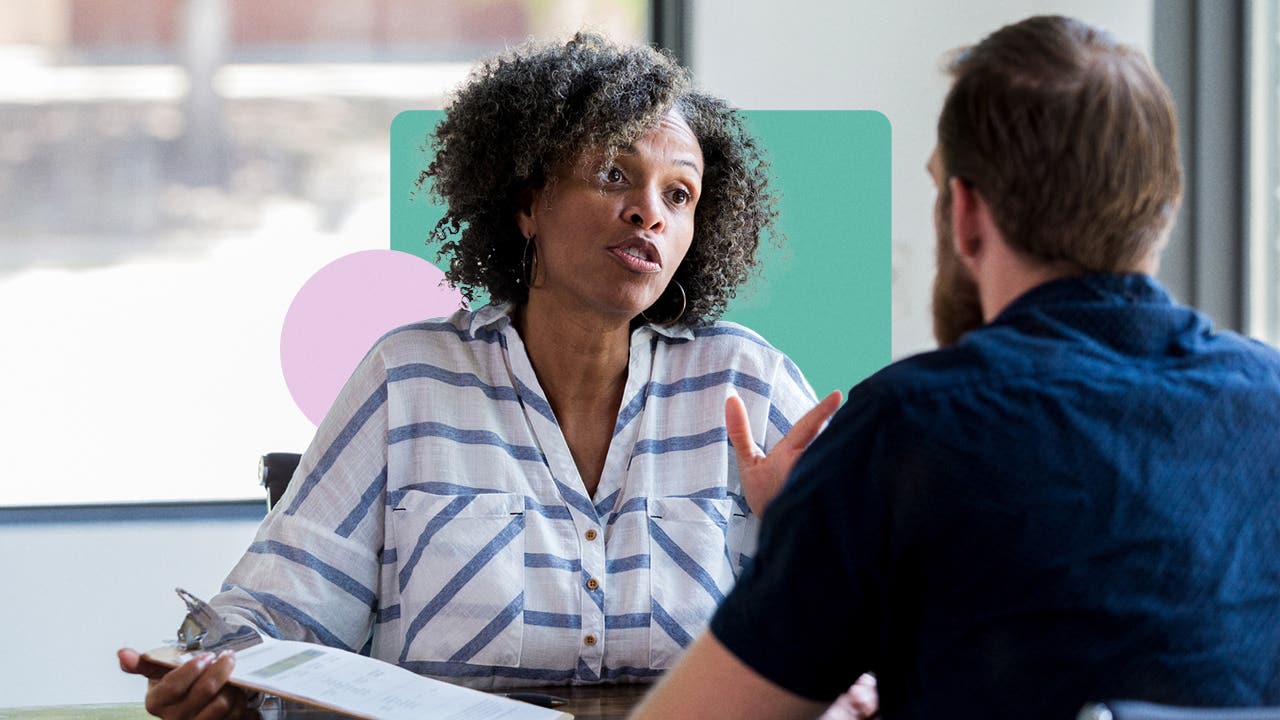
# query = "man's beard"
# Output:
<box><xmin>931</xmin><ymin>192</ymin><xmax>984</xmax><ymax>347</ymax></box>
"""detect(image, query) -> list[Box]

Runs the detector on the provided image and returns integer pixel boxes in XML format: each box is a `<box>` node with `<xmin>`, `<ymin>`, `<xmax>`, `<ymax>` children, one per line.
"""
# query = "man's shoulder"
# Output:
<box><xmin>841</xmin><ymin>316</ymin><xmax>1280</xmax><ymax>468</ymax></box>
<box><xmin>1194</xmin><ymin>326</ymin><xmax>1280</xmax><ymax>371</ymax></box>
<box><xmin>865</xmin><ymin>312</ymin><xmax>1280</xmax><ymax>398</ymax></box>
<box><xmin>854</xmin><ymin>334</ymin><xmax>1010</xmax><ymax>401</ymax></box>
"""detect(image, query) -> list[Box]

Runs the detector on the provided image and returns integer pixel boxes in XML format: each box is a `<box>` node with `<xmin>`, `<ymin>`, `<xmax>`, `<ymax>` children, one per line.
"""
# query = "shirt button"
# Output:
<box><xmin>584</xmin><ymin>529</ymin><xmax>598</xmax><ymax>541</ymax></box>
<box><xmin>584</xmin><ymin>634</ymin><xmax>597</xmax><ymax>646</ymax></box>
<box><xmin>586</xmin><ymin>577</ymin><xmax>600</xmax><ymax>591</ymax></box>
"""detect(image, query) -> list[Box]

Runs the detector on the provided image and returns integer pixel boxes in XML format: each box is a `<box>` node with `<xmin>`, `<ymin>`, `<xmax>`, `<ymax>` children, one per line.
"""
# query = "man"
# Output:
<box><xmin>633</xmin><ymin>15</ymin><xmax>1280</xmax><ymax>720</ymax></box>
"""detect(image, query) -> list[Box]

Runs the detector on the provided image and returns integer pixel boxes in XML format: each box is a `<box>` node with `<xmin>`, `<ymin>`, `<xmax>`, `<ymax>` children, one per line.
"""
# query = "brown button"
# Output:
<box><xmin>584</xmin><ymin>529</ymin><xmax>598</xmax><ymax>541</ymax></box>
<box><xmin>586</xmin><ymin>577</ymin><xmax>600</xmax><ymax>591</ymax></box>
<box><xmin>584</xmin><ymin>634</ymin><xmax>597</xmax><ymax>646</ymax></box>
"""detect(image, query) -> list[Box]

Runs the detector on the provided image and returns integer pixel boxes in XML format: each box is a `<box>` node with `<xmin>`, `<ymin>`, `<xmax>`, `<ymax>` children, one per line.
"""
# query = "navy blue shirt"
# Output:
<box><xmin>711</xmin><ymin>274</ymin><xmax>1280</xmax><ymax>719</ymax></box>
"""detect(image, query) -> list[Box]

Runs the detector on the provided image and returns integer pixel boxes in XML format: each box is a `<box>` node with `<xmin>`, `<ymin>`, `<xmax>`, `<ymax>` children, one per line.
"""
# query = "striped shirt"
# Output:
<box><xmin>212</xmin><ymin>303</ymin><xmax>816</xmax><ymax>689</ymax></box>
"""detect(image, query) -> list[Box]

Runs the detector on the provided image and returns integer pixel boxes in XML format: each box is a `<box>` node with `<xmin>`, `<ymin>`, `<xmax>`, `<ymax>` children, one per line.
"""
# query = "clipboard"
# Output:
<box><xmin>142</xmin><ymin>643</ymin><xmax>365</xmax><ymax>718</ymax></box>
<box><xmin>143</xmin><ymin>588</ymin><xmax>572</xmax><ymax>720</ymax></box>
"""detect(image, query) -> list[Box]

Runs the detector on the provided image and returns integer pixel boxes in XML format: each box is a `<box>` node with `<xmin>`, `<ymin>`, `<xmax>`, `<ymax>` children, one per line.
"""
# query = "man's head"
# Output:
<box><xmin>931</xmin><ymin>15</ymin><xmax>1182</xmax><ymax>345</ymax></box>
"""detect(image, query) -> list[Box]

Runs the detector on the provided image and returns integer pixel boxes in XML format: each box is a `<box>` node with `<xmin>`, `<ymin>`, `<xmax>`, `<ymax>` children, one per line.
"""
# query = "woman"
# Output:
<box><xmin>120</xmin><ymin>33</ymin><xmax>839</xmax><ymax>718</ymax></box>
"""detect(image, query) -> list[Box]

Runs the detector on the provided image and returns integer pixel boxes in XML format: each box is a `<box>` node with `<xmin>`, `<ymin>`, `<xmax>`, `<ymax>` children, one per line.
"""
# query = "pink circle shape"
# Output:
<box><xmin>281</xmin><ymin>249</ymin><xmax>464</xmax><ymax>425</ymax></box>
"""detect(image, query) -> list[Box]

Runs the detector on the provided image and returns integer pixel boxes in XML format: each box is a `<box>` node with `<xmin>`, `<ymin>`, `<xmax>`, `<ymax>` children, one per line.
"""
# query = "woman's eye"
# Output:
<box><xmin>605</xmin><ymin>167</ymin><xmax>623</xmax><ymax>183</ymax></box>
<box><xmin>670</xmin><ymin>188</ymin><xmax>690</xmax><ymax>205</ymax></box>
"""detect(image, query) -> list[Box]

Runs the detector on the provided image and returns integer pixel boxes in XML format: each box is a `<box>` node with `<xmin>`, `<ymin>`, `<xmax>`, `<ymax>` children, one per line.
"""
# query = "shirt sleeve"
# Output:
<box><xmin>209</xmin><ymin>341</ymin><xmax>391</xmax><ymax>654</ymax></box>
<box><xmin>720</xmin><ymin>347</ymin><xmax>818</xmax><ymax>576</ymax></box>
<box><xmin>710</xmin><ymin>383</ymin><xmax>891</xmax><ymax>701</ymax></box>
<box><xmin>760</xmin><ymin>352</ymin><xmax>820</xmax><ymax>454</ymax></box>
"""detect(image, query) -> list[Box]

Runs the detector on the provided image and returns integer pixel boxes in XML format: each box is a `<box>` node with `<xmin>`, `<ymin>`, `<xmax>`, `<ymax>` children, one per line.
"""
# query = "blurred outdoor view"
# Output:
<box><xmin>1253</xmin><ymin>0</ymin><xmax>1280</xmax><ymax>350</ymax></box>
<box><xmin>0</xmin><ymin>0</ymin><xmax>646</xmax><ymax>506</ymax></box>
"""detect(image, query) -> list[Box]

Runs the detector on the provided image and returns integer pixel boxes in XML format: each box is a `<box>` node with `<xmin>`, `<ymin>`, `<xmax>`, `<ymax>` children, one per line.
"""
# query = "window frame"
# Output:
<box><xmin>1245</xmin><ymin>0</ymin><xmax>1277</xmax><ymax>342</ymax></box>
<box><xmin>0</xmin><ymin>0</ymin><xmax>672</xmax><ymax>522</ymax></box>
<box><xmin>1152</xmin><ymin>0</ymin><xmax>1250</xmax><ymax>333</ymax></box>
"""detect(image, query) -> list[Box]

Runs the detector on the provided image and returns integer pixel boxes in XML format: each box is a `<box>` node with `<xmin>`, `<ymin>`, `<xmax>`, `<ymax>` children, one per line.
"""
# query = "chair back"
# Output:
<box><xmin>259</xmin><ymin>452</ymin><xmax>301</xmax><ymax>510</ymax></box>
<box><xmin>1080</xmin><ymin>701</ymin><xmax>1280</xmax><ymax>720</ymax></box>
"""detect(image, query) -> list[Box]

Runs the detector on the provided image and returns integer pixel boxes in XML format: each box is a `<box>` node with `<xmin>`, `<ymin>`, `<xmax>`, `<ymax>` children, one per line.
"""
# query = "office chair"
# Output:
<box><xmin>259</xmin><ymin>452</ymin><xmax>301</xmax><ymax>510</ymax></box>
<box><xmin>1079</xmin><ymin>701</ymin><xmax>1280</xmax><ymax>720</ymax></box>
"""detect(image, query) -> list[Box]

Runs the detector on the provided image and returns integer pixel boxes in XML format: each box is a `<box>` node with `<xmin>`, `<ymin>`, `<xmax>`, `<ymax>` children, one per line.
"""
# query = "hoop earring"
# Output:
<box><xmin>641</xmin><ymin>279</ymin><xmax>687</xmax><ymax>326</ymax></box>
<box><xmin>520</xmin><ymin>235</ymin><xmax>538</xmax><ymax>288</ymax></box>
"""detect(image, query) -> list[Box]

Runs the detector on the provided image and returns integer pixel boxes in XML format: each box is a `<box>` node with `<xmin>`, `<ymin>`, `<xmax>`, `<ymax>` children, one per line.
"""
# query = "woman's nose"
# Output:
<box><xmin>624</xmin><ymin>190</ymin><xmax>664</xmax><ymax>231</ymax></box>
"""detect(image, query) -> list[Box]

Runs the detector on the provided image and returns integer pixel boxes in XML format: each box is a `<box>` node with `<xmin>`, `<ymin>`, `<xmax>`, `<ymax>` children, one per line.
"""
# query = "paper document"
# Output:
<box><xmin>145</xmin><ymin>637</ymin><xmax>571</xmax><ymax>720</ymax></box>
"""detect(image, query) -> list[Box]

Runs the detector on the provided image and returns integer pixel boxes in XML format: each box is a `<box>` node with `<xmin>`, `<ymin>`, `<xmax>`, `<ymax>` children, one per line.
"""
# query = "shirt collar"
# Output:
<box><xmin>994</xmin><ymin>273</ymin><xmax>1175</xmax><ymax>324</ymax></box>
<box><xmin>635</xmin><ymin>319</ymin><xmax>695</xmax><ymax>342</ymax></box>
<box><xmin>470</xmin><ymin>302</ymin><xmax>515</xmax><ymax>334</ymax></box>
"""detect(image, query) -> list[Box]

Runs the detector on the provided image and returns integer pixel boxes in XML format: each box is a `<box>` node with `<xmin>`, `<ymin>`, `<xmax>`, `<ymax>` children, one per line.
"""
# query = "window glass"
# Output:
<box><xmin>0</xmin><ymin>0</ymin><xmax>647</xmax><ymax>506</ymax></box>
<box><xmin>1250</xmin><ymin>0</ymin><xmax>1279</xmax><ymax>344</ymax></box>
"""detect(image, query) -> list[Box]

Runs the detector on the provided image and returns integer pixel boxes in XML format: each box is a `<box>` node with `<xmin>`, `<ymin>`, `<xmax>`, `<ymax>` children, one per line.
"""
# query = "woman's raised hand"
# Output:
<box><xmin>725</xmin><ymin>389</ymin><xmax>842</xmax><ymax>516</ymax></box>
<box><xmin>117</xmin><ymin>647</ymin><xmax>249</xmax><ymax>720</ymax></box>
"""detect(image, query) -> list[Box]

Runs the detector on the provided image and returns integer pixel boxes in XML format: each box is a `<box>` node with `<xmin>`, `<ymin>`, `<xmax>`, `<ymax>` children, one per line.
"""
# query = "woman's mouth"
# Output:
<box><xmin>608</xmin><ymin>239</ymin><xmax>662</xmax><ymax>273</ymax></box>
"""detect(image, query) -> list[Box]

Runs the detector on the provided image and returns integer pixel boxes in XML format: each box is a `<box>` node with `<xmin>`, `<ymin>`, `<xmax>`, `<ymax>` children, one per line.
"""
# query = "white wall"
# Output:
<box><xmin>0</xmin><ymin>517</ymin><xmax>262</xmax><ymax>707</ymax></box>
<box><xmin>0</xmin><ymin>0</ymin><xmax>1157</xmax><ymax>708</ymax></box>
<box><xmin>692</xmin><ymin>0</ymin><xmax>1155</xmax><ymax>359</ymax></box>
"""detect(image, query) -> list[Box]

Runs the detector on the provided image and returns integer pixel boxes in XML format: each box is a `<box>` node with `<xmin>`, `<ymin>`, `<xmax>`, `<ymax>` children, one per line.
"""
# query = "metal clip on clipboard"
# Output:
<box><xmin>174</xmin><ymin>587</ymin><xmax>264</xmax><ymax>652</ymax></box>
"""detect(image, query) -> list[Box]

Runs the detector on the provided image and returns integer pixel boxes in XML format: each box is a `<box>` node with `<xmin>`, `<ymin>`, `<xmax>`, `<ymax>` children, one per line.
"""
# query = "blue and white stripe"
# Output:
<box><xmin>211</xmin><ymin>303</ymin><xmax>815</xmax><ymax>690</ymax></box>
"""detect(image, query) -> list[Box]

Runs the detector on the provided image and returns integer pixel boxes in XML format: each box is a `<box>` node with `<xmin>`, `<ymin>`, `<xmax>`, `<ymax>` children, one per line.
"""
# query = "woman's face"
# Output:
<box><xmin>517</xmin><ymin>109</ymin><xmax>703</xmax><ymax>324</ymax></box>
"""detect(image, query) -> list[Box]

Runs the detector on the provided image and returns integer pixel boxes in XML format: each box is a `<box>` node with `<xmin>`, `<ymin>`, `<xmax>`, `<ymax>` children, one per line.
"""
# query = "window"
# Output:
<box><xmin>0</xmin><ymin>0</ymin><xmax>647</xmax><ymax>506</ymax></box>
<box><xmin>1249</xmin><ymin>0</ymin><xmax>1279</xmax><ymax>344</ymax></box>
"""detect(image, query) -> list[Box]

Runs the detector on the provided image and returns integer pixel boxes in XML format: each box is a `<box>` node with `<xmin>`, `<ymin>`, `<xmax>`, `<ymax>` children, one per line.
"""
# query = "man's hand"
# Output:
<box><xmin>118</xmin><ymin>647</ymin><xmax>249</xmax><ymax>720</ymax></box>
<box><xmin>726</xmin><ymin>390</ymin><xmax>842</xmax><ymax>516</ymax></box>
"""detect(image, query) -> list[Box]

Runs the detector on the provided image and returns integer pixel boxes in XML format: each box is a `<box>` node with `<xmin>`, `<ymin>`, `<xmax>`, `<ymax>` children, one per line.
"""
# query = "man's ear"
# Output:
<box><xmin>949</xmin><ymin>177</ymin><xmax>1002</xmax><ymax>275</ymax></box>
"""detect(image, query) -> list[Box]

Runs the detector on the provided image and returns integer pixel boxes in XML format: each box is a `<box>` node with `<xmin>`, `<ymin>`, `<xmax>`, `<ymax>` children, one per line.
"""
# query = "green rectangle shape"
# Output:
<box><xmin>390</xmin><ymin>109</ymin><xmax>891</xmax><ymax>395</ymax></box>
<box><xmin>389</xmin><ymin>109</ymin><xmax>448</xmax><ymax>271</ymax></box>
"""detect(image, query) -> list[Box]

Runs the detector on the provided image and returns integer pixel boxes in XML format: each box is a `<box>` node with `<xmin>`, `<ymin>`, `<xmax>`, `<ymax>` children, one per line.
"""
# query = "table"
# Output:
<box><xmin>0</xmin><ymin>684</ymin><xmax>651</xmax><ymax>720</ymax></box>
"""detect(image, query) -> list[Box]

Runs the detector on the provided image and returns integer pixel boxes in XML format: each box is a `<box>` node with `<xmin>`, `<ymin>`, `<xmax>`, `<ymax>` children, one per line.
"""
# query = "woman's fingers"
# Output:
<box><xmin>118</xmin><ymin>647</ymin><xmax>170</xmax><ymax>681</ymax></box>
<box><xmin>191</xmin><ymin>682</ymin><xmax>247</xmax><ymax>720</ymax></box>
<box><xmin>724</xmin><ymin>394</ymin><xmax>764</xmax><ymax>466</ymax></box>
<box><xmin>818</xmin><ymin>675</ymin><xmax>879</xmax><ymax>720</ymax></box>
<box><xmin>727</xmin><ymin>390</ymin><xmax>842</xmax><ymax>465</ymax></box>
<box><xmin>777</xmin><ymin>390</ymin><xmax>842</xmax><ymax>453</ymax></box>
<box><xmin>145</xmin><ymin>651</ymin><xmax>238</xmax><ymax>719</ymax></box>
<box><xmin>144</xmin><ymin>652</ymin><xmax>213</xmax><ymax>711</ymax></box>
<box><xmin>179</xmin><ymin>652</ymin><xmax>238</xmax><ymax>718</ymax></box>
<box><xmin>733</xmin><ymin>390</ymin><xmax>842</xmax><ymax>517</ymax></box>
<box><xmin>847</xmin><ymin>673</ymin><xmax>879</xmax><ymax>716</ymax></box>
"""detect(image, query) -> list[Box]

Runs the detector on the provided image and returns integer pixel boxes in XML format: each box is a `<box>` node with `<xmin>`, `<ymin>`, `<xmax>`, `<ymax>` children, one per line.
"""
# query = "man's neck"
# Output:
<box><xmin>976</xmin><ymin>238</ymin><xmax>1158</xmax><ymax>322</ymax></box>
<box><xmin>978</xmin><ymin>256</ymin><xmax>1078</xmax><ymax>322</ymax></box>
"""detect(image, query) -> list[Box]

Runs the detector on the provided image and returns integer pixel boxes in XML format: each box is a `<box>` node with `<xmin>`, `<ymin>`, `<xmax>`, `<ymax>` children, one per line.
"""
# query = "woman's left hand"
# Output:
<box><xmin>725</xmin><ymin>389</ymin><xmax>842</xmax><ymax>516</ymax></box>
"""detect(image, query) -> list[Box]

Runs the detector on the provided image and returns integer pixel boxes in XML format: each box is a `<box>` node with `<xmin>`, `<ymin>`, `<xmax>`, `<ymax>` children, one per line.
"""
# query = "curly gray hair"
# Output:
<box><xmin>418</xmin><ymin>32</ymin><xmax>780</xmax><ymax>325</ymax></box>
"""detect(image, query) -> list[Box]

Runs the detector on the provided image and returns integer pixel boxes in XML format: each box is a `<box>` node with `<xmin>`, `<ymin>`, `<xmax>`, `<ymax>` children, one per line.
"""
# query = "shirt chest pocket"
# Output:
<box><xmin>390</xmin><ymin>491</ymin><xmax>526</xmax><ymax>668</ymax></box>
<box><xmin>646</xmin><ymin>496</ymin><xmax>739</xmax><ymax>669</ymax></box>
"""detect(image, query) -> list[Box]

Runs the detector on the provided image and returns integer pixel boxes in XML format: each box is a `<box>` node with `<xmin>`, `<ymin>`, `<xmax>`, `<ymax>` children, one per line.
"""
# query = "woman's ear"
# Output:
<box><xmin>515</xmin><ymin>186</ymin><xmax>538</xmax><ymax>239</ymax></box>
